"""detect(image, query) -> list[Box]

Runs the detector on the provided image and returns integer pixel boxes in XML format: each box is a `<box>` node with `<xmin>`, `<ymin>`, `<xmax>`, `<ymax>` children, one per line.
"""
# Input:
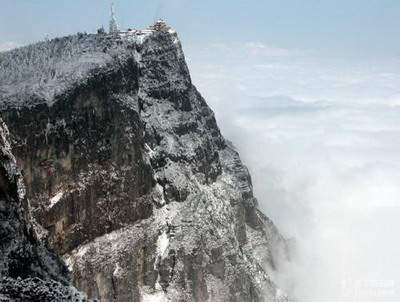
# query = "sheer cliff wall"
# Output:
<box><xmin>0</xmin><ymin>27</ymin><xmax>289</xmax><ymax>302</ymax></box>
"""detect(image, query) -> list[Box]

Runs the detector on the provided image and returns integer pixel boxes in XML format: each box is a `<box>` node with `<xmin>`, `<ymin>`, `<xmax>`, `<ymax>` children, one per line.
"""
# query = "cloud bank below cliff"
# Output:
<box><xmin>186</xmin><ymin>42</ymin><xmax>400</xmax><ymax>302</ymax></box>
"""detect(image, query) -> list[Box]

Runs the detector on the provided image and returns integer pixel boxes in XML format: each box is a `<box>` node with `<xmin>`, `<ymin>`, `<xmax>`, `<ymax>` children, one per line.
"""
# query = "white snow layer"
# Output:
<box><xmin>49</xmin><ymin>191</ymin><xmax>64</xmax><ymax>208</ymax></box>
<box><xmin>63</xmin><ymin>256</ymin><xmax>73</xmax><ymax>272</ymax></box>
<box><xmin>155</xmin><ymin>183</ymin><xmax>166</xmax><ymax>206</ymax></box>
<box><xmin>142</xmin><ymin>291</ymin><xmax>168</xmax><ymax>302</ymax></box>
<box><xmin>156</xmin><ymin>230</ymin><xmax>169</xmax><ymax>259</ymax></box>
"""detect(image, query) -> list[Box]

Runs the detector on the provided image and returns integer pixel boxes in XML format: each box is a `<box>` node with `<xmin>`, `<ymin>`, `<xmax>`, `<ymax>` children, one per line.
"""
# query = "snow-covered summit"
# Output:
<box><xmin>0</xmin><ymin>22</ymin><xmax>179</xmax><ymax>109</ymax></box>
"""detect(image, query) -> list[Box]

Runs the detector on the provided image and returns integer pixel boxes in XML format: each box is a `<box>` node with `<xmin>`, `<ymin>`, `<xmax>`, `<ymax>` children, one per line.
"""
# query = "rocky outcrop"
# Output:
<box><xmin>0</xmin><ymin>119</ymin><xmax>87</xmax><ymax>301</ymax></box>
<box><xmin>0</xmin><ymin>24</ymin><xmax>289</xmax><ymax>301</ymax></box>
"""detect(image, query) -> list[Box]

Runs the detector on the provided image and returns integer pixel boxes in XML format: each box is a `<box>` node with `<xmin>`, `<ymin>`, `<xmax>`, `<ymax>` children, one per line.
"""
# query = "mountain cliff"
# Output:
<box><xmin>0</xmin><ymin>23</ymin><xmax>289</xmax><ymax>301</ymax></box>
<box><xmin>0</xmin><ymin>119</ymin><xmax>88</xmax><ymax>301</ymax></box>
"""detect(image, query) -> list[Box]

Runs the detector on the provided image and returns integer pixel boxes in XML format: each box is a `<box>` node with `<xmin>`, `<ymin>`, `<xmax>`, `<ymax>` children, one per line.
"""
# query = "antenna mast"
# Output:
<box><xmin>109</xmin><ymin>2</ymin><xmax>119</xmax><ymax>33</ymax></box>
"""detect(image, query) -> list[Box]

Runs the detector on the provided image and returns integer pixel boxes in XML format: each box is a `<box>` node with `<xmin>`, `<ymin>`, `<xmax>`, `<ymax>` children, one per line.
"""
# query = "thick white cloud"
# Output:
<box><xmin>244</xmin><ymin>42</ymin><xmax>294</xmax><ymax>57</ymax></box>
<box><xmin>186</xmin><ymin>42</ymin><xmax>400</xmax><ymax>302</ymax></box>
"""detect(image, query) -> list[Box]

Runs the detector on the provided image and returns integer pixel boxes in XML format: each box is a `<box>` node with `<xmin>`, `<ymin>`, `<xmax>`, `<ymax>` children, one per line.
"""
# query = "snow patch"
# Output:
<box><xmin>145</xmin><ymin>143</ymin><xmax>155</xmax><ymax>158</ymax></box>
<box><xmin>142</xmin><ymin>291</ymin><xmax>168</xmax><ymax>302</ymax></box>
<box><xmin>155</xmin><ymin>183</ymin><xmax>166</xmax><ymax>206</ymax></box>
<box><xmin>63</xmin><ymin>256</ymin><xmax>73</xmax><ymax>272</ymax></box>
<box><xmin>67</xmin><ymin>285</ymin><xmax>89</xmax><ymax>301</ymax></box>
<box><xmin>49</xmin><ymin>191</ymin><xmax>64</xmax><ymax>208</ymax></box>
<box><xmin>113</xmin><ymin>263</ymin><xmax>124</xmax><ymax>278</ymax></box>
<box><xmin>75</xmin><ymin>245</ymin><xmax>89</xmax><ymax>258</ymax></box>
<box><xmin>156</xmin><ymin>230</ymin><xmax>169</xmax><ymax>260</ymax></box>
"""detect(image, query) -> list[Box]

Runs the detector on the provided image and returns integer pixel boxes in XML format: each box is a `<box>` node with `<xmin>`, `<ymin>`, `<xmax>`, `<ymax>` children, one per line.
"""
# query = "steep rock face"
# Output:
<box><xmin>0</xmin><ymin>119</ymin><xmax>87</xmax><ymax>301</ymax></box>
<box><xmin>2</xmin><ymin>70</ymin><xmax>154</xmax><ymax>255</ymax></box>
<box><xmin>0</xmin><ymin>25</ymin><xmax>288</xmax><ymax>301</ymax></box>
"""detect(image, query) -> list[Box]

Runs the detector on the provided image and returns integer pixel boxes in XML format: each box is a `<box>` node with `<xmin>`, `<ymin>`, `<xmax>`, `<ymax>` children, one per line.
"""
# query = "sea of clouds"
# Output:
<box><xmin>186</xmin><ymin>42</ymin><xmax>400</xmax><ymax>302</ymax></box>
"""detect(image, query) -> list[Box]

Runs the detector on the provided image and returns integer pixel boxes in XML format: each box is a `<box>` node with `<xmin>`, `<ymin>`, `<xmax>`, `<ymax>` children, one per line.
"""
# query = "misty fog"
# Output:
<box><xmin>187</xmin><ymin>43</ymin><xmax>400</xmax><ymax>302</ymax></box>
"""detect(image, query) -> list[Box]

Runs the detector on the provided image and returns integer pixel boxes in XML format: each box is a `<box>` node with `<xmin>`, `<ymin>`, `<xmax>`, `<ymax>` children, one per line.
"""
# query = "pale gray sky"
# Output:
<box><xmin>2</xmin><ymin>0</ymin><xmax>400</xmax><ymax>59</ymax></box>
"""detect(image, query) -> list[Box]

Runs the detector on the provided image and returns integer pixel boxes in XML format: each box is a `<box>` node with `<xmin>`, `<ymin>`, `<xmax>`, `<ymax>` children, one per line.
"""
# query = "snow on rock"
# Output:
<box><xmin>156</xmin><ymin>230</ymin><xmax>169</xmax><ymax>260</ymax></box>
<box><xmin>113</xmin><ymin>262</ymin><xmax>124</xmax><ymax>278</ymax></box>
<box><xmin>142</xmin><ymin>289</ymin><xmax>169</xmax><ymax>302</ymax></box>
<box><xmin>49</xmin><ymin>191</ymin><xmax>64</xmax><ymax>208</ymax></box>
<box><xmin>0</xmin><ymin>25</ymin><xmax>176</xmax><ymax>109</ymax></box>
<box><xmin>155</xmin><ymin>183</ymin><xmax>166</xmax><ymax>206</ymax></box>
<box><xmin>75</xmin><ymin>245</ymin><xmax>89</xmax><ymax>258</ymax></box>
<box><xmin>0</xmin><ymin>22</ymin><xmax>290</xmax><ymax>302</ymax></box>
<box><xmin>63</xmin><ymin>255</ymin><xmax>73</xmax><ymax>272</ymax></box>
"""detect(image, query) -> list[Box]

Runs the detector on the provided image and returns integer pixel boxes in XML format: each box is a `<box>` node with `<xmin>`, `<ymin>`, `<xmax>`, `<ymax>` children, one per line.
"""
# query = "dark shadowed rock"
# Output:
<box><xmin>0</xmin><ymin>119</ymin><xmax>88</xmax><ymax>301</ymax></box>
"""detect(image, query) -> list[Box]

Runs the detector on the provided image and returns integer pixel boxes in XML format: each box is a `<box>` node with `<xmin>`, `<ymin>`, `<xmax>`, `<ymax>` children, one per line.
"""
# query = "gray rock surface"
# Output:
<box><xmin>0</xmin><ymin>23</ymin><xmax>289</xmax><ymax>301</ymax></box>
<box><xmin>0</xmin><ymin>119</ymin><xmax>88</xmax><ymax>301</ymax></box>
